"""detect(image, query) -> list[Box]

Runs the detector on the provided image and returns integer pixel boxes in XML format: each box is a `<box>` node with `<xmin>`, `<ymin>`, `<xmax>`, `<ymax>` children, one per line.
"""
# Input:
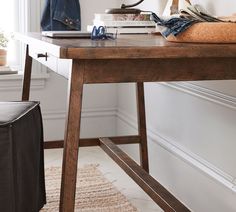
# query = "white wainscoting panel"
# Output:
<box><xmin>117</xmin><ymin>107</ymin><xmax>236</xmax><ymax>192</ymax></box>
<box><xmin>116</xmin><ymin>80</ymin><xmax>236</xmax><ymax>212</ymax></box>
<box><xmin>43</xmin><ymin>107</ymin><xmax>117</xmax><ymax>141</ymax></box>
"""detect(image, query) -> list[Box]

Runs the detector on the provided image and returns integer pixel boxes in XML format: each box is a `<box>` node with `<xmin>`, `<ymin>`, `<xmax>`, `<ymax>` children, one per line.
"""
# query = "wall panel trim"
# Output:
<box><xmin>117</xmin><ymin>108</ymin><xmax>236</xmax><ymax>192</ymax></box>
<box><xmin>162</xmin><ymin>82</ymin><xmax>236</xmax><ymax>110</ymax></box>
<box><xmin>42</xmin><ymin>107</ymin><xmax>117</xmax><ymax>120</ymax></box>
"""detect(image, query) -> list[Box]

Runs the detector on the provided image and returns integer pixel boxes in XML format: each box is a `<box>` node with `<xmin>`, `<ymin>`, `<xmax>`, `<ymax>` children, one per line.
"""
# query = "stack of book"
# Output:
<box><xmin>87</xmin><ymin>12</ymin><xmax>157</xmax><ymax>34</ymax></box>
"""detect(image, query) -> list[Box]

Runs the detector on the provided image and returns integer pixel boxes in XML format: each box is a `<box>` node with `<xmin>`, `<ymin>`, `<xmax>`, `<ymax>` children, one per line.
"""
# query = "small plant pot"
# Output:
<box><xmin>0</xmin><ymin>49</ymin><xmax>7</xmax><ymax>66</ymax></box>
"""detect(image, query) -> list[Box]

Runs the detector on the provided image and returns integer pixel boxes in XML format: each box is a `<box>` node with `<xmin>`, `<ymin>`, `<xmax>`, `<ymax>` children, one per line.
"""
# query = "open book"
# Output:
<box><xmin>179</xmin><ymin>1</ymin><xmax>236</xmax><ymax>23</ymax></box>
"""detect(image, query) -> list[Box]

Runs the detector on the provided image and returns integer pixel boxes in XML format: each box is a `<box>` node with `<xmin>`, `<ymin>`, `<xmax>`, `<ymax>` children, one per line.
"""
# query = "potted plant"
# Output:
<box><xmin>0</xmin><ymin>31</ymin><xmax>8</xmax><ymax>66</ymax></box>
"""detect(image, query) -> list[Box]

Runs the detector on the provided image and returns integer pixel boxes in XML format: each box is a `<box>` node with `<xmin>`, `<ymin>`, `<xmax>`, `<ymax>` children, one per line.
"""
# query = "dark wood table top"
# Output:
<box><xmin>16</xmin><ymin>32</ymin><xmax>236</xmax><ymax>59</ymax></box>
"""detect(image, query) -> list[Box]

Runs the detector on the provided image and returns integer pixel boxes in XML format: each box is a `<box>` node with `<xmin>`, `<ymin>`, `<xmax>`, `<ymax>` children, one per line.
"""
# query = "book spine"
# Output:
<box><xmin>94</xmin><ymin>13</ymin><xmax>151</xmax><ymax>21</ymax></box>
<box><xmin>105</xmin><ymin>27</ymin><xmax>156</xmax><ymax>34</ymax></box>
<box><xmin>93</xmin><ymin>20</ymin><xmax>156</xmax><ymax>27</ymax></box>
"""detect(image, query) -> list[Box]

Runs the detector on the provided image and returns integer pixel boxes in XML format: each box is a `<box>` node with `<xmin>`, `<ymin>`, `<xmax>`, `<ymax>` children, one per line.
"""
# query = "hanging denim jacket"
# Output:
<box><xmin>41</xmin><ymin>0</ymin><xmax>81</xmax><ymax>31</ymax></box>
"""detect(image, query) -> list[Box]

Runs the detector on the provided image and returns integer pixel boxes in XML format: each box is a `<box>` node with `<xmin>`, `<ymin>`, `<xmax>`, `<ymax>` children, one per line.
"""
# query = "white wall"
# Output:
<box><xmin>80</xmin><ymin>0</ymin><xmax>120</xmax><ymax>30</ymax></box>
<box><xmin>117</xmin><ymin>0</ymin><xmax>236</xmax><ymax>211</ymax></box>
<box><xmin>0</xmin><ymin>0</ymin><xmax>120</xmax><ymax>140</ymax></box>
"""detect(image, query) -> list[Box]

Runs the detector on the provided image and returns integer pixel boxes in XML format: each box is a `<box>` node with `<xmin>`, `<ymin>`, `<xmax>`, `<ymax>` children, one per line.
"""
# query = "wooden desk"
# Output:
<box><xmin>18</xmin><ymin>33</ymin><xmax>236</xmax><ymax>212</ymax></box>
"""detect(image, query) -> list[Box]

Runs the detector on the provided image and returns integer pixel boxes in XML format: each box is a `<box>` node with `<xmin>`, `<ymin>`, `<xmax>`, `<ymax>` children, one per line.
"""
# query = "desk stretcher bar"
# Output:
<box><xmin>45</xmin><ymin>136</ymin><xmax>190</xmax><ymax>211</ymax></box>
<box><xmin>44</xmin><ymin>135</ymin><xmax>140</xmax><ymax>148</ymax></box>
<box><xmin>99</xmin><ymin>138</ymin><xmax>190</xmax><ymax>212</ymax></box>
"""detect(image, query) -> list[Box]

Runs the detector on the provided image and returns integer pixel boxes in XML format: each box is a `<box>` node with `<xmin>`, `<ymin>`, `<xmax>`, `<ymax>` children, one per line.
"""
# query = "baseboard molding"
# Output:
<box><xmin>162</xmin><ymin>82</ymin><xmax>236</xmax><ymax>110</ymax></box>
<box><xmin>117</xmin><ymin>108</ymin><xmax>236</xmax><ymax>192</ymax></box>
<box><xmin>44</xmin><ymin>139</ymin><xmax>100</xmax><ymax>149</ymax></box>
<box><xmin>44</xmin><ymin>140</ymin><xmax>64</xmax><ymax>149</ymax></box>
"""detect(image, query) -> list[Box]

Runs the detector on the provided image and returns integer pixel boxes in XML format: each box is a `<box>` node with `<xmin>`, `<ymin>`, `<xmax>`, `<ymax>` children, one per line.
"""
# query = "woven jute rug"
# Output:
<box><xmin>41</xmin><ymin>165</ymin><xmax>137</xmax><ymax>211</ymax></box>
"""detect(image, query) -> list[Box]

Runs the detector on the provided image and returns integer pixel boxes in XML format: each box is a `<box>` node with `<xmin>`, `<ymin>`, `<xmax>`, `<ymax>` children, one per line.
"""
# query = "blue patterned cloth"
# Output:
<box><xmin>41</xmin><ymin>0</ymin><xmax>81</xmax><ymax>31</ymax></box>
<box><xmin>151</xmin><ymin>12</ymin><xmax>198</xmax><ymax>37</ymax></box>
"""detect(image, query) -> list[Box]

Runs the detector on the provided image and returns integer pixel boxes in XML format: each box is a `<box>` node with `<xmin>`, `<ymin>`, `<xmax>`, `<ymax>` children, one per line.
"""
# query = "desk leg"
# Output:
<box><xmin>136</xmin><ymin>82</ymin><xmax>149</xmax><ymax>173</ymax></box>
<box><xmin>59</xmin><ymin>60</ymin><xmax>84</xmax><ymax>212</ymax></box>
<box><xmin>22</xmin><ymin>45</ymin><xmax>32</xmax><ymax>101</ymax></box>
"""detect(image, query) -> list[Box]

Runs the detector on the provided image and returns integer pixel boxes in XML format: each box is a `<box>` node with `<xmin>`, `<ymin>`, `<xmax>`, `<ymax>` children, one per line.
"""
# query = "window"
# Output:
<box><xmin>0</xmin><ymin>0</ymin><xmax>19</xmax><ymax>67</ymax></box>
<box><xmin>0</xmin><ymin>0</ymin><xmax>44</xmax><ymax>73</ymax></box>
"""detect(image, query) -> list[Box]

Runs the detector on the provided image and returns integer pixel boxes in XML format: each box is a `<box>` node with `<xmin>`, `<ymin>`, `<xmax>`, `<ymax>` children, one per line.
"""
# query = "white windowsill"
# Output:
<box><xmin>0</xmin><ymin>72</ymin><xmax>50</xmax><ymax>80</ymax></box>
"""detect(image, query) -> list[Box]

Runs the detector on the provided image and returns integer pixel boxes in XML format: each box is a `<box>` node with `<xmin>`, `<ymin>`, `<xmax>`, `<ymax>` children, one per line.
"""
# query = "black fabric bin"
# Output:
<box><xmin>0</xmin><ymin>101</ymin><xmax>46</xmax><ymax>212</ymax></box>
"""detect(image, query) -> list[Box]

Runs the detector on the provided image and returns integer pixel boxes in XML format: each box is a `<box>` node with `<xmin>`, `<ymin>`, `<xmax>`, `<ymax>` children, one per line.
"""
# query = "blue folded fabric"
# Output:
<box><xmin>151</xmin><ymin>12</ymin><xmax>199</xmax><ymax>37</ymax></box>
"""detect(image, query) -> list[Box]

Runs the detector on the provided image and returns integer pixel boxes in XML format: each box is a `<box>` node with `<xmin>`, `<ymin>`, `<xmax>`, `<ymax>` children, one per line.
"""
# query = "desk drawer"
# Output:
<box><xmin>29</xmin><ymin>47</ymin><xmax>58</xmax><ymax>72</ymax></box>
